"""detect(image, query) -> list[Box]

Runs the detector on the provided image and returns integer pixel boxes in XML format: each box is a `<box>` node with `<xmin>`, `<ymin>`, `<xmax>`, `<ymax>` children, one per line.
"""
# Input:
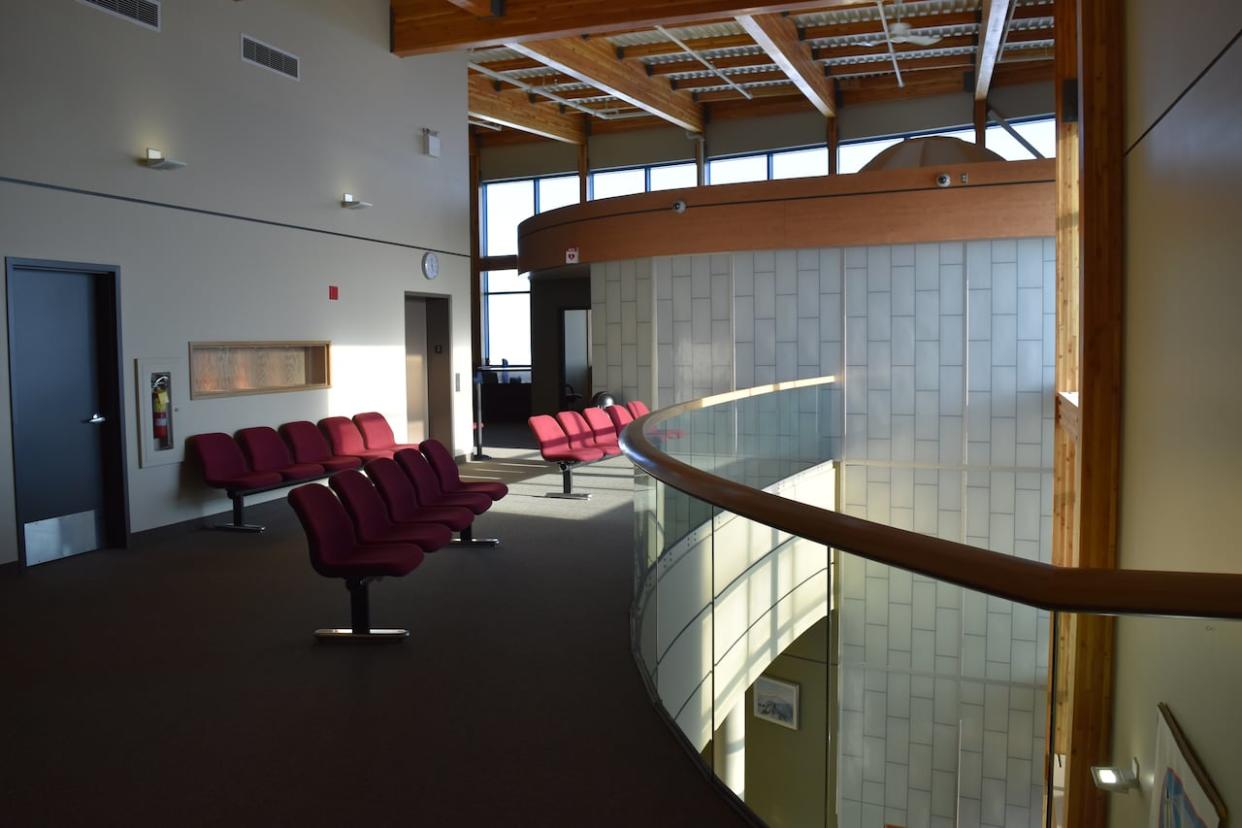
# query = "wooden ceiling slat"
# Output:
<box><xmin>467</xmin><ymin>73</ymin><xmax>587</xmax><ymax>143</ymax></box>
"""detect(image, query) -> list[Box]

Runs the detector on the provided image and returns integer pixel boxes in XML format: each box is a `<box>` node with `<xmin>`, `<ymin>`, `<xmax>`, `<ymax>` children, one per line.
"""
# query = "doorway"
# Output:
<box><xmin>6</xmin><ymin>258</ymin><xmax>128</xmax><ymax>566</ymax></box>
<box><xmin>559</xmin><ymin>307</ymin><xmax>591</xmax><ymax>409</ymax></box>
<box><xmin>404</xmin><ymin>294</ymin><xmax>452</xmax><ymax>446</ymax></box>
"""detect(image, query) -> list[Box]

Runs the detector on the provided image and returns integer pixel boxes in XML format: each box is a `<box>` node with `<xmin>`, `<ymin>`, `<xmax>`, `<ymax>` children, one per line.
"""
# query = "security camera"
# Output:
<box><xmin>672</xmin><ymin>200</ymin><xmax>687</xmax><ymax>214</ymax></box>
<box><xmin>936</xmin><ymin>173</ymin><xmax>951</xmax><ymax>188</ymax></box>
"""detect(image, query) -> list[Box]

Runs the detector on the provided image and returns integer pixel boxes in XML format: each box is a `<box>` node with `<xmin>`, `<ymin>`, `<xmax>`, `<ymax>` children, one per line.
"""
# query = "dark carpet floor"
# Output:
<box><xmin>0</xmin><ymin>453</ymin><xmax>746</xmax><ymax>828</ymax></box>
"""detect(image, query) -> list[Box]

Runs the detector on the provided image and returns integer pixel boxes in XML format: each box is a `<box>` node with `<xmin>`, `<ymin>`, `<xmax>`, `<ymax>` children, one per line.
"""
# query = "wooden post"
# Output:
<box><xmin>695</xmin><ymin>135</ymin><xmax>706</xmax><ymax>186</ymax></box>
<box><xmin>578</xmin><ymin>140</ymin><xmax>589</xmax><ymax>203</ymax></box>
<box><xmin>974</xmin><ymin>98</ymin><xmax>987</xmax><ymax>147</ymax></box>
<box><xmin>827</xmin><ymin>116</ymin><xmax>838</xmax><ymax>175</ymax></box>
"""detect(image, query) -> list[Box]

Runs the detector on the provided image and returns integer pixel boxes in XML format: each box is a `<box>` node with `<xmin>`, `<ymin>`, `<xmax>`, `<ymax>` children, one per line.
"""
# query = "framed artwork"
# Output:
<box><xmin>753</xmin><ymin>676</ymin><xmax>799</xmax><ymax>731</ymax></box>
<box><xmin>1149</xmin><ymin>703</ymin><xmax>1227</xmax><ymax>828</ymax></box>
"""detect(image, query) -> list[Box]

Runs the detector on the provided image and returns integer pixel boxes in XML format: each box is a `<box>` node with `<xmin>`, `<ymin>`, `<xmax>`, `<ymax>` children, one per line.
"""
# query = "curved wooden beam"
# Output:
<box><xmin>619</xmin><ymin>378</ymin><xmax>1242</xmax><ymax>619</ymax></box>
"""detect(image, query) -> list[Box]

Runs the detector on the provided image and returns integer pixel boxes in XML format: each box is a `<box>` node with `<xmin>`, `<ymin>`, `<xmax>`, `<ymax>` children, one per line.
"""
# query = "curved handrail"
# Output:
<box><xmin>620</xmin><ymin>379</ymin><xmax>1242</xmax><ymax>619</ymax></box>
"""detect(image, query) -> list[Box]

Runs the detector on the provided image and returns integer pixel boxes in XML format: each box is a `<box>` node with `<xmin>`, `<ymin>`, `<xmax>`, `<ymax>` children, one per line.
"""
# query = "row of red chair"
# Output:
<box><xmin>527</xmin><ymin>401</ymin><xmax>649</xmax><ymax>499</ymax></box>
<box><xmin>190</xmin><ymin>412</ymin><xmax>506</xmax><ymax>531</ymax></box>
<box><xmin>288</xmin><ymin>448</ymin><xmax>505</xmax><ymax>640</ymax></box>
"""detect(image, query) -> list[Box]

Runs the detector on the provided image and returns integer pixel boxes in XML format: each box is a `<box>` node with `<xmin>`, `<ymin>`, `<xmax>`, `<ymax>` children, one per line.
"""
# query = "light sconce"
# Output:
<box><xmin>1091</xmin><ymin>759</ymin><xmax>1140</xmax><ymax>793</ymax></box>
<box><xmin>142</xmin><ymin>147</ymin><xmax>186</xmax><ymax>170</ymax></box>
<box><xmin>340</xmin><ymin>193</ymin><xmax>372</xmax><ymax>210</ymax></box>
<box><xmin>421</xmin><ymin>127</ymin><xmax>441</xmax><ymax>158</ymax></box>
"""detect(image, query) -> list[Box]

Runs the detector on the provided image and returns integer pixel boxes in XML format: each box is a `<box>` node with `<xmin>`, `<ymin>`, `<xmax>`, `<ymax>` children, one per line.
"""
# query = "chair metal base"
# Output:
<box><xmin>315</xmin><ymin>628</ymin><xmax>409</xmax><ymax>641</ymax></box>
<box><xmin>450</xmin><ymin>537</ymin><xmax>501</xmax><ymax>547</ymax></box>
<box><xmin>212</xmin><ymin>522</ymin><xmax>265</xmax><ymax>533</ymax></box>
<box><xmin>545</xmin><ymin>491</ymin><xmax>591</xmax><ymax>500</ymax></box>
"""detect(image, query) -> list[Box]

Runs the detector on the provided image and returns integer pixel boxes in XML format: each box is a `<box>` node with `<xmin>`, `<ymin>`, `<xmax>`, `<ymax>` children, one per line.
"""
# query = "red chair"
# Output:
<box><xmin>188</xmin><ymin>433</ymin><xmax>284</xmax><ymax>532</ymax></box>
<box><xmin>606</xmin><ymin>404</ymin><xmax>635</xmax><ymax>435</ymax></box>
<box><xmin>582</xmin><ymin>407</ymin><xmax>621</xmax><ymax>453</ymax></box>
<box><xmin>626</xmin><ymin>400</ymin><xmax>650</xmax><ymax>418</ymax></box>
<box><xmin>319</xmin><ymin>416</ymin><xmax>393</xmax><ymax>461</ymax></box>
<box><xmin>353</xmin><ymin>412</ymin><xmax>420</xmax><ymax>455</ymax></box>
<box><xmin>367</xmin><ymin>458</ymin><xmax>497</xmax><ymax>547</ymax></box>
<box><xmin>557</xmin><ymin>410</ymin><xmax>620</xmax><ymax>457</ymax></box>
<box><xmin>288</xmin><ymin>484</ymin><xmax>425</xmax><ymax>641</ymax></box>
<box><xmin>395</xmin><ymin>449</ymin><xmax>494</xmax><ymax>517</ymax></box>
<box><xmin>528</xmin><ymin>414</ymin><xmax>604</xmax><ymax>500</ymax></box>
<box><xmin>420</xmin><ymin>439</ymin><xmax>508</xmax><ymax>501</ymax></box>
<box><xmin>279</xmin><ymin>421</ymin><xmax>363</xmax><ymax>472</ymax></box>
<box><xmin>236</xmin><ymin>427</ymin><xmax>325</xmax><ymax>482</ymax></box>
<box><xmin>328</xmin><ymin>470</ymin><xmax>454</xmax><ymax>551</ymax></box>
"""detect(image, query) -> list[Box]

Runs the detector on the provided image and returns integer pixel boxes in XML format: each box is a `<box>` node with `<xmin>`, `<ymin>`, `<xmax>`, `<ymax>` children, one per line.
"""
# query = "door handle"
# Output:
<box><xmin>84</xmin><ymin>413</ymin><xmax>106</xmax><ymax>424</ymax></box>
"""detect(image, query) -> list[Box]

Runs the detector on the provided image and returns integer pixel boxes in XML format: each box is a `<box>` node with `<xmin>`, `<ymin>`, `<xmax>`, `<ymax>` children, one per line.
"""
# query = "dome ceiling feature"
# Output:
<box><xmin>860</xmin><ymin>135</ymin><xmax>1005</xmax><ymax>171</ymax></box>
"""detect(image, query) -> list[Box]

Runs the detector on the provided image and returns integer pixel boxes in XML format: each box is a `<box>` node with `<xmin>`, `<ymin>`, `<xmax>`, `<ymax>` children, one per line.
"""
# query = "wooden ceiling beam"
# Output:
<box><xmin>446</xmin><ymin>0</ymin><xmax>502</xmax><ymax>17</ymax></box>
<box><xmin>507</xmin><ymin>36</ymin><xmax>704</xmax><ymax>131</ymax></box>
<box><xmin>467</xmin><ymin>73</ymin><xmax>586</xmax><ymax>144</ymax></box>
<box><xmin>975</xmin><ymin>0</ymin><xmax>1014</xmax><ymax>100</ymax></box>
<box><xmin>391</xmin><ymin>0</ymin><xmax>867</xmax><ymax>56</ymax></box>
<box><xmin>736</xmin><ymin>12</ymin><xmax>835</xmax><ymax>117</ymax></box>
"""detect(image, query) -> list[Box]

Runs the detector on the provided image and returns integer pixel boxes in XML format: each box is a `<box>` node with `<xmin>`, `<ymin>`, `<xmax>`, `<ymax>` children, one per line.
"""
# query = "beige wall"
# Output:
<box><xmin>0</xmin><ymin>0</ymin><xmax>471</xmax><ymax>555</ymax></box>
<box><xmin>1110</xmin><ymin>3</ymin><xmax>1242</xmax><ymax>824</ymax></box>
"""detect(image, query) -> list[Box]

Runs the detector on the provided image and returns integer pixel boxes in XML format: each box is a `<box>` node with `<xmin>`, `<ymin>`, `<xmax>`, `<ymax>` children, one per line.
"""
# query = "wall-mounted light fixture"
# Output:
<box><xmin>1091</xmin><ymin>759</ymin><xmax>1140</xmax><ymax>793</ymax></box>
<box><xmin>422</xmin><ymin>127</ymin><xmax>441</xmax><ymax>158</ymax></box>
<box><xmin>340</xmin><ymin>193</ymin><xmax>372</xmax><ymax>209</ymax></box>
<box><xmin>142</xmin><ymin>147</ymin><xmax>186</xmax><ymax>170</ymax></box>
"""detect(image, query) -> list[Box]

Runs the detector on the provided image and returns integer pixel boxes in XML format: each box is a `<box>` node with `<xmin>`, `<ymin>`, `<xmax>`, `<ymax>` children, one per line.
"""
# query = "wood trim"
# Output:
<box><xmin>445</xmin><ymin>0</ymin><xmax>496</xmax><ymax>16</ymax></box>
<box><xmin>507</xmin><ymin>37</ymin><xmax>703</xmax><ymax>132</ymax></box>
<box><xmin>736</xmin><ymin>13</ymin><xmax>836</xmax><ymax>117</ymax></box>
<box><xmin>577</xmin><ymin>142</ymin><xmax>589</xmax><ymax>204</ymax></box>
<box><xmin>390</xmin><ymin>0</ymin><xmax>863</xmax><ymax>55</ymax></box>
<box><xmin>620</xmin><ymin>378</ymin><xmax>1242</xmax><ymax>619</ymax></box>
<box><xmin>478</xmin><ymin>254</ymin><xmax>519</xmax><ymax>272</ymax></box>
<box><xmin>1157</xmin><ymin>704</ymin><xmax>1229</xmax><ymax>821</ymax></box>
<box><xmin>827</xmin><ymin>115</ymin><xmax>838</xmax><ymax>175</ymax></box>
<box><xmin>518</xmin><ymin>160</ymin><xmax>1054</xmax><ymax>272</ymax></box>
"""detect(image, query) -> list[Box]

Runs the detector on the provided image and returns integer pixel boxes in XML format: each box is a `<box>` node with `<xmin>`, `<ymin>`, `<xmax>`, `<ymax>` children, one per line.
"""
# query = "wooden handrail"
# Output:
<box><xmin>619</xmin><ymin>379</ymin><xmax>1242</xmax><ymax>619</ymax></box>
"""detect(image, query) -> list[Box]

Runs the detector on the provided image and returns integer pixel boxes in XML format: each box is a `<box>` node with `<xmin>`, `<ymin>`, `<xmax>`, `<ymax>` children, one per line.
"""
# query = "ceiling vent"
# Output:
<box><xmin>77</xmin><ymin>0</ymin><xmax>160</xmax><ymax>31</ymax></box>
<box><xmin>241</xmin><ymin>35</ymin><xmax>300</xmax><ymax>80</ymax></box>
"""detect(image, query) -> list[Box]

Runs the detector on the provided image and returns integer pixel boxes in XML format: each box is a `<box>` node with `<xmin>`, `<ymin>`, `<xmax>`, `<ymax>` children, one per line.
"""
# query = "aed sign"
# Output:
<box><xmin>565</xmin><ymin>247</ymin><xmax>579</xmax><ymax>265</ymax></box>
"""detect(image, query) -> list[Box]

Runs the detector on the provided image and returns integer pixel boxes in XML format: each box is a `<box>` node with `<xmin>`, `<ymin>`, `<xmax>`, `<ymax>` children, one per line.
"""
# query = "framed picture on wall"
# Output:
<box><xmin>1149</xmin><ymin>703</ymin><xmax>1228</xmax><ymax>828</ymax></box>
<box><xmin>753</xmin><ymin>676</ymin><xmax>799</xmax><ymax>731</ymax></box>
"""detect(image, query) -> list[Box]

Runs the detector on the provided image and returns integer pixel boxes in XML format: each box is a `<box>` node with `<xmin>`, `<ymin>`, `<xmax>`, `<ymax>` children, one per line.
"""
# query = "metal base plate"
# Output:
<box><xmin>315</xmin><ymin>628</ymin><xmax>409</xmax><ymax>641</ymax></box>
<box><xmin>451</xmin><ymin>538</ymin><xmax>501</xmax><ymax>547</ymax></box>
<box><xmin>546</xmin><ymin>492</ymin><xmax>591</xmax><ymax>500</ymax></box>
<box><xmin>212</xmin><ymin>523</ymin><xmax>265</xmax><ymax>533</ymax></box>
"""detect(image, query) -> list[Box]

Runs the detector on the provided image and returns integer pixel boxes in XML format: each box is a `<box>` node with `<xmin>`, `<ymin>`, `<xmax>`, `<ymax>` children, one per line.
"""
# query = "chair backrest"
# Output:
<box><xmin>366</xmin><ymin>457</ymin><xmax>421</xmax><ymax>522</ymax></box>
<box><xmin>353</xmin><ymin>412</ymin><xmax>400</xmax><ymax>450</ymax></box>
<box><xmin>606</xmin><ymin>404</ymin><xmax>634</xmax><ymax>433</ymax></box>
<box><xmin>582</xmin><ymin>407</ymin><xmax>620</xmax><ymax>447</ymax></box>
<box><xmin>328</xmin><ymin>469</ymin><xmax>395</xmax><ymax>540</ymax></box>
<box><xmin>626</xmin><ymin>400</ymin><xmax>650</xmax><ymax>418</ymax></box>
<box><xmin>288</xmin><ymin>484</ymin><xmax>358</xmax><ymax>576</ymax></box>
<box><xmin>236</xmin><ymin>426</ymin><xmax>295</xmax><ymax>473</ymax></box>
<box><xmin>280</xmin><ymin>420</ymin><xmax>332</xmax><ymax>463</ymax></box>
<box><xmin>555</xmin><ymin>411</ymin><xmax>597</xmax><ymax>451</ymax></box>
<box><xmin>395</xmin><ymin>448</ymin><xmax>443</xmax><ymax>504</ymax></box>
<box><xmin>420</xmin><ymin>439</ymin><xmax>461</xmax><ymax>489</ymax></box>
<box><xmin>189</xmin><ymin>433</ymin><xmax>249</xmax><ymax>484</ymax></box>
<box><xmin>319</xmin><ymin>416</ymin><xmax>368</xmax><ymax>455</ymax></box>
<box><xmin>528</xmin><ymin>415</ymin><xmax>570</xmax><ymax>454</ymax></box>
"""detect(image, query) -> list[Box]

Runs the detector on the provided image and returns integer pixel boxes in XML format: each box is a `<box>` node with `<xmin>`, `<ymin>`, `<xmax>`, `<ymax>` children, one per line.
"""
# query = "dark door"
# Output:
<box><xmin>560</xmin><ymin>308</ymin><xmax>590</xmax><ymax>409</ymax></box>
<box><xmin>7</xmin><ymin>261</ymin><xmax>125</xmax><ymax>565</ymax></box>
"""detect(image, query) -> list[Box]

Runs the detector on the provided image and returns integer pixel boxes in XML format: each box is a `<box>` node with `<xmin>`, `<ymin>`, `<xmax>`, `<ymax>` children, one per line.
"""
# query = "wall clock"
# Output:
<box><xmin>421</xmin><ymin>251</ymin><xmax>439</xmax><ymax>280</ymax></box>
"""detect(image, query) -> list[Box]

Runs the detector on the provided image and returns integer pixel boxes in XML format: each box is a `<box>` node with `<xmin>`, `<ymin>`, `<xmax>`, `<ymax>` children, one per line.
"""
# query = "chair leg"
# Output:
<box><xmin>315</xmin><ymin>578</ymin><xmax>408</xmax><ymax>641</ymax></box>
<box><xmin>211</xmin><ymin>493</ymin><xmax>265</xmax><ymax>533</ymax></box>
<box><xmin>449</xmin><ymin>523</ymin><xmax>500</xmax><ymax>548</ymax></box>
<box><xmin>545</xmin><ymin>462</ymin><xmax>590</xmax><ymax>500</ymax></box>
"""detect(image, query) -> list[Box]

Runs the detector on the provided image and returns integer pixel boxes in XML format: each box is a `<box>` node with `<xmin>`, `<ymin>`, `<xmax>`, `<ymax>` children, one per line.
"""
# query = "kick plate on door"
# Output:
<box><xmin>23</xmin><ymin>510</ymin><xmax>102</xmax><ymax>566</ymax></box>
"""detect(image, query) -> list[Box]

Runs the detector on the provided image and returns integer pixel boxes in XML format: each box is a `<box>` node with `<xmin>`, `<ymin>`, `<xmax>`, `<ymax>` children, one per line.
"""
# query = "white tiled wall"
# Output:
<box><xmin>591</xmin><ymin>258</ymin><xmax>655</xmax><ymax>405</ymax></box>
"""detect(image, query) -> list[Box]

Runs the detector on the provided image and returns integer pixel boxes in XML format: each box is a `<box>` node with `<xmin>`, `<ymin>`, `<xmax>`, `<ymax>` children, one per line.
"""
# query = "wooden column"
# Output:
<box><xmin>695</xmin><ymin>136</ymin><xmax>706</xmax><ymax>186</ymax></box>
<box><xmin>974</xmin><ymin>98</ymin><xmax>987</xmax><ymax>147</ymax></box>
<box><xmin>578</xmin><ymin>140</ymin><xmax>589</xmax><ymax>203</ymax></box>
<box><xmin>468</xmin><ymin>131</ymin><xmax>483</xmax><ymax>369</ymax></box>
<box><xmin>827</xmin><ymin>116</ymin><xmax>838</xmax><ymax>175</ymax></box>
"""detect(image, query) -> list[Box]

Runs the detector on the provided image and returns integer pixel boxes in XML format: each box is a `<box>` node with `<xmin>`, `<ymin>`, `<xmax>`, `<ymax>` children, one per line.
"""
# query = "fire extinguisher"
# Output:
<box><xmin>152</xmin><ymin>376</ymin><xmax>170</xmax><ymax>446</ymax></box>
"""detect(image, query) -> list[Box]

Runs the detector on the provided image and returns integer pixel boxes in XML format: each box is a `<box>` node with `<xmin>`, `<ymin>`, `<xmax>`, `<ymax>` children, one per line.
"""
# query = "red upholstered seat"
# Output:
<box><xmin>189</xmin><ymin>433</ymin><xmax>283</xmax><ymax>491</ymax></box>
<box><xmin>420</xmin><ymin>439</ymin><xmax>508</xmax><ymax>501</ymax></box>
<box><xmin>582</xmin><ymin>407</ymin><xmax>621</xmax><ymax>452</ymax></box>
<box><xmin>280</xmin><ymin>421</ymin><xmax>363</xmax><ymax>472</ymax></box>
<box><xmin>236</xmin><ymin>426</ymin><xmax>324</xmax><ymax>482</ymax></box>
<box><xmin>319</xmin><ymin>417</ymin><xmax>392</xmax><ymax>460</ymax></box>
<box><xmin>626</xmin><ymin>400</ymin><xmax>650</xmax><ymax>418</ymax></box>
<box><xmin>329</xmin><ymin>470</ymin><xmax>453</xmax><ymax>551</ymax></box>
<box><xmin>557</xmin><ymin>410</ymin><xmax>619</xmax><ymax>457</ymax></box>
<box><xmin>287</xmin><ymin>484</ymin><xmax>424</xmax><ymax>579</ymax></box>
<box><xmin>528</xmin><ymin>415</ymin><xmax>604</xmax><ymax>463</ymax></box>
<box><xmin>606</xmin><ymin>404</ymin><xmax>635</xmax><ymax>435</ymax></box>
<box><xmin>353</xmin><ymin>412</ymin><xmax>419</xmax><ymax>453</ymax></box>
<box><xmin>395</xmin><ymin>449</ymin><xmax>492</xmax><ymax>514</ymax></box>
<box><xmin>366</xmin><ymin>458</ymin><xmax>475</xmax><ymax>532</ymax></box>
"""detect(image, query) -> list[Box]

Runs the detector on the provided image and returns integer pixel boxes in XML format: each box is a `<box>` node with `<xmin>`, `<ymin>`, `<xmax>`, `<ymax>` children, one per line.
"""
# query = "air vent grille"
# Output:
<box><xmin>242</xmin><ymin>36</ymin><xmax>300</xmax><ymax>80</ymax></box>
<box><xmin>77</xmin><ymin>0</ymin><xmax>160</xmax><ymax>31</ymax></box>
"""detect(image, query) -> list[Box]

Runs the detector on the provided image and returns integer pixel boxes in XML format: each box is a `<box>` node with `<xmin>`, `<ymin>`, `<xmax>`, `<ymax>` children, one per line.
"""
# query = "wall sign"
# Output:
<box><xmin>565</xmin><ymin>247</ymin><xmax>579</xmax><ymax>265</ymax></box>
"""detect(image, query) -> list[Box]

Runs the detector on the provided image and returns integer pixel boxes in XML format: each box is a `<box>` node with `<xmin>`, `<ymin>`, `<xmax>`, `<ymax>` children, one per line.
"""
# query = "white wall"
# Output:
<box><xmin>1109</xmin><ymin>2</ymin><xmax>1242</xmax><ymax>824</ymax></box>
<box><xmin>0</xmin><ymin>0</ymin><xmax>471</xmax><ymax>554</ymax></box>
